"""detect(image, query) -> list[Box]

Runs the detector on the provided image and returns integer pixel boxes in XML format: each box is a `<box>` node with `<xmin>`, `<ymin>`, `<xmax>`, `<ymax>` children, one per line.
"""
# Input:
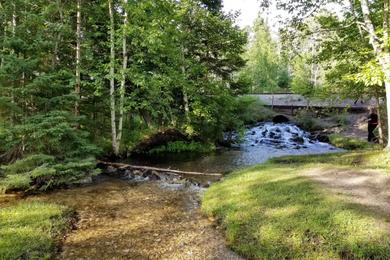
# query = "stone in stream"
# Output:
<box><xmin>124</xmin><ymin>170</ymin><xmax>134</xmax><ymax>179</ymax></box>
<box><xmin>133</xmin><ymin>170</ymin><xmax>142</xmax><ymax>176</ymax></box>
<box><xmin>105</xmin><ymin>166</ymin><xmax>117</xmax><ymax>174</ymax></box>
<box><xmin>290</xmin><ymin>136</ymin><xmax>305</xmax><ymax>145</ymax></box>
<box><xmin>316</xmin><ymin>134</ymin><xmax>330</xmax><ymax>143</ymax></box>
<box><xmin>72</xmin><ymin>176</ymin><xmax>93</xmax><ymax>185</ymax></box>
<box><xmin>148</xmin><ymin>171</ymin><xmax>161</xmax><ymax>181</ymax></box>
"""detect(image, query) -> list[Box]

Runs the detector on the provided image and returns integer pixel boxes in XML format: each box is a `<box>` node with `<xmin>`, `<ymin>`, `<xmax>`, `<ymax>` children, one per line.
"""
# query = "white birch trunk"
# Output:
<box><xmin>117</xmin><ymin>0</ymin><xmax>128</xmax><ymax>150</ymax></box>
<box><xmin>181</xmin><ymin>48</ymin><xmax>190</xmax><ymax>122</ymax></box>
<box><xmin>75</xmin><ymin>0</ymin><xmax>81</xmax><ymax>117</ymax></box>
<box><xmin>108</xmin><ymin>0</ymin><xmax>119</xmax><ymax>155</ymax></box>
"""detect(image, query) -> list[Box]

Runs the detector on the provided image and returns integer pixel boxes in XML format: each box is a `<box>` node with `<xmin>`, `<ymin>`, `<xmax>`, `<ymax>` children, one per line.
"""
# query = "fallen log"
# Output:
<box><xmin>97</xmin><ymin>161</ymin><xmax>223</xmax><ymax>181</ymax></box>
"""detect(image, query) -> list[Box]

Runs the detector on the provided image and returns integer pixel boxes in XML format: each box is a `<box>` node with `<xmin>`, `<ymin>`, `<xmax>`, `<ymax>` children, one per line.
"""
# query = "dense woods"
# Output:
<box><xmin>1</xmin><ymin>0</ymin><xmax>389</xmax><ymax>191</ymax></box>
<box><xmin>0</xmin><ymin>0</ymin><xmax>247</xmax><ymax>191</ymax></box>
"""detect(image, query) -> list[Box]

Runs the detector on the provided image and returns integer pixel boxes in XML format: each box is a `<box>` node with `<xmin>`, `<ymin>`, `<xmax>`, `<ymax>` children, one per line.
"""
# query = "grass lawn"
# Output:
<box><xmin>202</xmin><ymin>150</ymin><xmax>390</xmax><ymax>259</ymax></box>
<box><xmin>0</xmin><ymin>201</ymin><xmax>74</xmax><ymax>259</ymax></box>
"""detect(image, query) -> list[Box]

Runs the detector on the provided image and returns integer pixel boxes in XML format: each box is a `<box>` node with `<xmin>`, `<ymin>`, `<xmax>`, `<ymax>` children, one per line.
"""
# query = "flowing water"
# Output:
<box><xmin>131</xmin><ymin>122</ymin><xmax>339</xmax><ymax>173</ymax></box>
<box><xmin>0</xmin><ymin>123</ymin><xmax>340</xmax><ymax>259</ymax></box>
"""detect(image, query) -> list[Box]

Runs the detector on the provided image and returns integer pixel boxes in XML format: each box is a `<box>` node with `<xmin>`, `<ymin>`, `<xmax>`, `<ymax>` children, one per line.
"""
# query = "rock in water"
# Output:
<box><xmin>316</xmin><ymin>134</ymin><xmax>330</xmax><ymax>143</ymax></box>
<box><xmin>290</xmin><ymin>136</ymin><xmax>305</xmax><ymax>145</ymax></box>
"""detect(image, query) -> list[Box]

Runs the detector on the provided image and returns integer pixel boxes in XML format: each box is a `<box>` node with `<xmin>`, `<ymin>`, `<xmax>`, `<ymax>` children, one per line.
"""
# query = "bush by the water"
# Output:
<box><xmin>0</xmin><ymin>111</ymin><xmax>101</xmax><ymax>193</ymax></box>
<box><xmin>293</xmin><ymin>109</ymin><xmax>331</xmax><ymax>131</ymax></box>
<box><xmin>148</xmin><ymin>141</ymin><xmax>215</xmax><ymax>155</ymax></box>
<box><xmin>329</xmin><ymin>134</ymin><xmax>377</xmax><ymax>150</ymax></box>
<box><xmin>234</xmin><ymin>96</ymin><xmax>276</xmax><ymax>124</ymax></box>
<box><xmin>0</xmin><ymin>155</ymin><xmax>100</xmax><ymax>193</ymax></box>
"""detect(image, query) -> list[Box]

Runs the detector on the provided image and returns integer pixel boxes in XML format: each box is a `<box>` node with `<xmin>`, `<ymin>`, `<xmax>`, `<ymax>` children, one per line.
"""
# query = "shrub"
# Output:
<box><xmin>294</xmin><ymin>109</ymin><xmax>331</xmax><ymax>131</ymax></box>
<box><xmin>234</xmin><ymin>96</ymin><xmax>276</xmax><ymax>124</ymax></box>
<box><xmin>329</xmin><ymin>134</ymin><xmax>377</xmax><ymax>150</ymax></box>
<box><xmin>2</xmin><ymin>154</ymin><xmax>55</xmax><ymax>175</ymax></box>
<box><xmin>0</xmin><ymin>111</ymin><xmax>101</xmax><ymax>193</ymax></box>
<box><xmin>148</xmin><ymin>141</ymin><xmax>215</xmax><ymax>155</ymax></box>
<box><xmin>0</xmin><ymin>156</ymin><xmax>100</xmax><ymax>193</ymax></box>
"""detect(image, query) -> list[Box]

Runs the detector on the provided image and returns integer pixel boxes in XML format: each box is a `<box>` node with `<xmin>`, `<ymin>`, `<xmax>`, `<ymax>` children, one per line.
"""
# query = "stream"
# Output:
<box><xmin>130</xmin><ymin>122</ymin><xmax>339</xmax><ymax>173</ymax></box>
<box><xmin>0</xmin><ymin>123</ymin><xmax>340</xmax><ymax>259</ymax></box>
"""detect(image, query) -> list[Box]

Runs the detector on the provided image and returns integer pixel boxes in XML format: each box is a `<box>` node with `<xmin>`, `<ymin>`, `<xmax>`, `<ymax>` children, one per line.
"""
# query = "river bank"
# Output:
<box><xmin>0</xmin><ymin>176</ymin><xmax>240</xmax><ymax>259</ymax></box>
<box><xmin>202</xmin><ymin>150</ymin><xmax>390</xmax><ymax>259</ymax></box>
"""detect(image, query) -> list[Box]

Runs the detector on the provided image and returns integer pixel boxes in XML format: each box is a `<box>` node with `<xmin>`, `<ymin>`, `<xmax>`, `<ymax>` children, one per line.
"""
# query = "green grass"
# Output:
<box><xmin>148</xmin><ymin>141</ymin><xmax>216</xmax><ymax>155</ymax></box>
<box><xmin>202</xmin><ymin>150</ymin><xmax>390</xmax><ymax>259</ymax></box>
<box><xmin>271</xmin><ymin>150</ymin><xmax>390</xmax><ymax>171</ymax></box>
<box><xmin>0</xmin><ymin>201</ymin><xmax>74</xmax><ymax>259</ymax></box>
<box><xmin>329</xmin><ymin>134</ymin><xmax>379</xmax><ymax>150</ymax></box>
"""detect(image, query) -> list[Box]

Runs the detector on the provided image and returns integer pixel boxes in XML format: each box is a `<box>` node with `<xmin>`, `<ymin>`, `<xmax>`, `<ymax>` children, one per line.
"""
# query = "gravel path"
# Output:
<box><xmin>303</xmin><ymin>167</ymin><xmax>390</xmax><ymax>214</ymax></box>
<box><xmin>33</xmin><ymin>177</ymin><xmax>241</xmax><ymax>260</ymax></box>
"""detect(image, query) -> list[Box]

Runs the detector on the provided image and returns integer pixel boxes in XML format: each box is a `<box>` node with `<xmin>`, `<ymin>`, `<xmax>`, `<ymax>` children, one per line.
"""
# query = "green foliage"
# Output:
<box><xmin>202</xmin><ymin>151</ymin><xmax>390</xmax><ymax>259</ymax></box>
<box><xmin>0</xmin><ymin>156</ymin><xmax>100</xmax><ymax>193</ymax></box>
<box><xmin>0</xmin><ymin>201</ymin><xmax>73</xmax><ymax>259</ymax></box>
<box><xmin>0</xmin><ymin>0</ymin><xmax>247</xmax><ymax>190</ymax></box>
<box><xmin>148</xmin><ymin>141</ymin><xmax>215</xmax><ymax>155</ymax></box>
<box><xmin>2</xmin><ymin>154</ymin><xmax>55</xmax><ymax>175</ymax></box>
<box><xmin>0</xmin><ymin>174</ymin><xmax>31</xmax><ymax>193</ymax></box>
<box><xmin>234</xmin><ymin>96</ymin><xmax>276</xmax><ymax>124</ymax></box>
<box><xmin>329</xmin><ymin>134</ymin><xmax>377</xmax><ymax>150</ymax></box>
<box><xmin>293</xmin><ymin>110</ymin><xmax>330</xmax><ymax>131</ymax></box>
<box><xmin>241</xmin><ymin>16</ymin><xmax>290</xmax><ymax>94</ymax></box>
<box><xmin>290</xmin><ymin>54</ymin><xmax>316</xmax><ymax>97</ymax></box>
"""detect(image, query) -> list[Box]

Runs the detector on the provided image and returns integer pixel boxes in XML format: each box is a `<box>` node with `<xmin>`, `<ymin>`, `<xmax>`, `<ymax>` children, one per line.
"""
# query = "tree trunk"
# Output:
<box><xmin>183</xmin><ymin>87</ymin><xmax>190</xmax><ymax>122</ymax></box>
<box><xmin>1</xmin><ymin>22</ymin><xmax>5</xmax><ymax>69</ymax></box>
<box><xmin>117</xmin><ymin>0</ymin><xmax>128</xmax><ymax>149</ymax></box>
<box><xmin>75</xmin><ymin>0</ymin><xmax>81</xmax><ymax>117</ymax></box>
<box><xmin>375</xmin><ymin>96</ymin><xmax>384</xmax><ymax>145</ymax></box>
<box><xmin>360</xmin><ymin>0</ymin><xmax>390</xmax><ymax>147</ymax></box>
<box><xmin>52</xmin><ymin>0</ymin><xmax>64</xmax><ymax>66</ymax></box>
<box><xmin>385</xmin><ymin>80</ymin><xmax>390</xmax><ymax>147</ymax></box>
<box><xmin>108</xmin><ymin>0</ymin><xmax>119</xmax><ymax>155</ymax></box>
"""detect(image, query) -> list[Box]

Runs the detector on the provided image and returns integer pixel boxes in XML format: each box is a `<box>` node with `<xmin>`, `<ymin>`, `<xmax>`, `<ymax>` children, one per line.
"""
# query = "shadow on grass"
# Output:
<box><xmin>202</xmin><ymin>164</ymin><xmax>390</xmax><ymax>259</ymax></box>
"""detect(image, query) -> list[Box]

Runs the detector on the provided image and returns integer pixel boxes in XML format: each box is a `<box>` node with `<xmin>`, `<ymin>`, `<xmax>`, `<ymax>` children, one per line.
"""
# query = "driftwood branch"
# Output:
<box><xmin>97</xmin><ymin>161</ymin><xmax>223</xmax><ymax>180</ymax></box>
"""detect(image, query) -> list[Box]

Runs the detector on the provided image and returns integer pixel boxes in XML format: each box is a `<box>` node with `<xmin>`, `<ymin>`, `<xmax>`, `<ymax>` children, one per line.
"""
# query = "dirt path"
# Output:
<box><xmin>31</xmin><ymin>177</ymin><xmax>240</xmax><ymax>260</ymax></box>
<box><xmin>303</xmin><ymin>167</ymin><xmax>390</xmax><ymax>214</ymax></box>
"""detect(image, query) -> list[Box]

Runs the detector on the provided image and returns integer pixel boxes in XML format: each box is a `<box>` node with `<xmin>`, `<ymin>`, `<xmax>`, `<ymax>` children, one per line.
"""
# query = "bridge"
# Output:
<box><xmin>250</xmin><ymin>94</ymin><xmax>377</xmax><ymax>113</ymax></box>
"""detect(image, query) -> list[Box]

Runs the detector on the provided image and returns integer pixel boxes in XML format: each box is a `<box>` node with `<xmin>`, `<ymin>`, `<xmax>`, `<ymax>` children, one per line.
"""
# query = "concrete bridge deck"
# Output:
<box><xmin>250</xmin><ymin>94</ymin><xmax>377</xmax><ymax>110</ymax></box>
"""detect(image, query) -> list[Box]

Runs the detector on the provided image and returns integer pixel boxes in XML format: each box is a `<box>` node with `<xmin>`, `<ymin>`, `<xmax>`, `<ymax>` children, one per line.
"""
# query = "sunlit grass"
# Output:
<box><xmin>0</xmin><ymin>201</ymin><xmax>73</xmax><ymax>259</ymax></box>
<box><xmin>271</xmin><ymin>150</ymin><xmax>390</xmax><ymax>171</ymax></box>
<box><xmin>202</xmin><ymin>151</ymin><xmax>390</xmax><ymax>259</ymax></box>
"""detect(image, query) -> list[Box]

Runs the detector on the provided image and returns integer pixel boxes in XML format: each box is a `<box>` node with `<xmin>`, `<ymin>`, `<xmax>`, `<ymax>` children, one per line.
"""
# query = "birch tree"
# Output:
<box><xmin>117</xmin><ymin>0</ymin><xmax>128</xmax><ymax>154</ymax></box>
<box><xmin>75</xmin><ymin>0</ymin><xmax>81</xmax><ymax>117</ymax></box>
<box><xmin>108</xmin><ymin>0</ymin><xmax>118</xmax><ymax>155</ymax></box>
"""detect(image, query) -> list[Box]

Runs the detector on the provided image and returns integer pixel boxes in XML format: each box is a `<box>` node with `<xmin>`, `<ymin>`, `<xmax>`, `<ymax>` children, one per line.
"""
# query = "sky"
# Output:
<box><xmin>222</xmin><ymin>0</ymin><xmax>346</xmax><ymax>38</ymax></box>
<box><xmin>222</xmin><ymin>0</ymin><xmax>261</xmax><ymax>29</ymax></box>
<box><xmin>222</xmin><ymin>0</ymin><xmax>284</xmax><ymax>36</ymax></box>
